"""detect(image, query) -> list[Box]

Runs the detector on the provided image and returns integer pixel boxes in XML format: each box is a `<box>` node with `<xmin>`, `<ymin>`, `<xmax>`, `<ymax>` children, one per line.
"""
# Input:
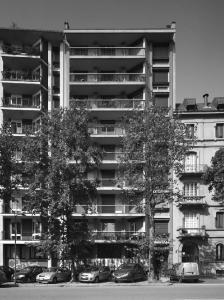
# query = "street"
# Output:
<box><xmin>1</xmin><ymin>281</ymin><xmax>224</xmax><ymax>300</ymax></box>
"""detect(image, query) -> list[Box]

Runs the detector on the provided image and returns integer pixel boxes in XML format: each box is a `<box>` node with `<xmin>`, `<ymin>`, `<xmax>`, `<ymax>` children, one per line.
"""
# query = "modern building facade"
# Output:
<box><xmin>0</xmin><ymin>23</ymin><xmax>176</xmax><ymax>269</ymax></box>
<box><xmin>173</xmin><ymin>95</ymin><xmax>224</xmax><ymax>276</ymax></box>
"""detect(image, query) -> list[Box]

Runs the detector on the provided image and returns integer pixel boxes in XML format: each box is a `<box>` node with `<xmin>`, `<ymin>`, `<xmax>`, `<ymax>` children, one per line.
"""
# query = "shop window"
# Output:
<box><xmin>216</xmin><ymin>244</ymin><xmax>224</xmax><ymax>261</ymax></box>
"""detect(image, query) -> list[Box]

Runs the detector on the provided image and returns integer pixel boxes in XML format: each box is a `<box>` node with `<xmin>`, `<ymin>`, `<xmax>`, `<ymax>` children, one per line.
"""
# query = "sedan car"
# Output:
<box><xmin>36</xmin><ymin>267</ymin><xmax>71</xmax><ymax>283</ymax></box>
<box><xmin>12</xmin><ymin>266</ymin><xmax>46</xmax><ymax>283</ymax></box>
<box><xmin>113</xmin><ymin>263</ymin><xmax>146</xmax><ymax>283</ymax></box>
<box><xmin>79</xmin><ymin>266</ymin><xmax>111</xmax><ymax>283</ymax></box>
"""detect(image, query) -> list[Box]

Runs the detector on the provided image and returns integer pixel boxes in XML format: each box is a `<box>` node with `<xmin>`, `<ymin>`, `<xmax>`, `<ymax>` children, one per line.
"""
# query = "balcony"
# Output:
<box><xmin>73</xmin><ymin>204</ymin><xmax>143</xmax><ymax>215</ymax></box>
<box><xmin>1</xmin><ymin>97</ymin><xmax>40</xmax><ymax>109</ymax></box>
<box><xmin>177</xmin><ymin>227</ymin><xmax>207</xmax><ymax>239</ymax></box>
<box><xmin>11</xmin><ymin>124</ymin><xmax>35</xmax><ymax>135</ymax></box>
<box><xmin>92</xmin><ymin>231</ymin><xmax>145</xmax><ymax>242</ymax></box>
<box><xmin>102</xmin><ymin>152</ymin><xmax>124</xmax><ymax>161</ymax></box>
<box><xmin>98</xmin><ymin>178</ymin><xmax>119</xmax><ymax>187</ymax></box>
<box><xmin>2</xmin><ymin>44</ymin><xmax>40</xmax><ymax>56</ymax></box>
<box><xmin>1</xmin><ymin>231</ymin><xmax>41</xmax><ymax>241</ymax></box>
<box><xmin>178</xmin><ymin>196</ymin><xmax>207</xmax><ymax>208</ymax></box>
<box><xmin>89</xmin><ymin>126</ymin><xmax>125</xmax><ymax>136</ymax></box>
<box><xmin>70</xmin><ymin>47</ymin><xmax>145</xmax><ymax>57</ymax></box>
<box><xmin>1</xmin><ymin>70</ymin><xmax>41</xmax><ymax>82</ymax></box>
<box><xmin>154</xmin><ymin>233</ymin><xmax>169</xmax><ymax>245</ymax></box>
<box><xmin>180</xmin><ymin>164</ymin><xmax>207</xmax><ymax>175</ymax></box>
<box><xmin>70</xmin><ymin>73</ymin><xmax>145</xmax><ymax>83</ymax></box>
<box><xmin>69</xmin><ymin>99</ymin><xmax>144</xmax><ymax>110</ymax></box>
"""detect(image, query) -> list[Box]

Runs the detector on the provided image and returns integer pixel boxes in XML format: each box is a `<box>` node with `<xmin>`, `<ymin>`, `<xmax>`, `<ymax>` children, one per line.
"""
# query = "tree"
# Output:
<box><xmin>119</xmin><ymin>105</ymin><xmax>193</xmax><ymax>281</ymax></box>
<box><xmin>203</xmin><ymin>147</ymin><xmax>224</xmax><ymax>205</ymax></box>
<box><xmin>22</xmin><ymin>106</ymin><xmax>101</xmax><ymax>279</ymax></box>
<box><xmin>0</xmin><ymin>123</ymin><xmax>23</xmax><ymax>213</ymax></box>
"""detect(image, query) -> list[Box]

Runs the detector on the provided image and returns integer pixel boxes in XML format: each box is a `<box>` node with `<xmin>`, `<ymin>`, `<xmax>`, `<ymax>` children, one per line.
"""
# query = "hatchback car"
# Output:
<box><xmin>113</xmin><ymin>263</ymin><xmax>146</xmax><ymax>283</ymax></box>
<box><xmin>170</xmin><ymin>262</ymin><xmax>200</xmax><ymax>282</ymax></box>
<box><xmin>36</xmin><ymin>267</ymin><xmax>71</xmax><ymax>283</ymax></box>
<box><xmin>79</xmin><ymin>266</ymin><xmax>111</xmax><ymax>283</ymax></box>
<box><xmin>12</xmin><ymin>266</ymin><xmax>46</xmax><ymax>283</ymax></box>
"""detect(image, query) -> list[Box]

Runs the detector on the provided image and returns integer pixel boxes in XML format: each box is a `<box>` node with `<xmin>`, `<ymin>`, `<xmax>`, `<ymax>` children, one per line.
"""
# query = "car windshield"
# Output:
<box><xmin>46</xmin><ymin>268</ymin><xmax>57</xmax><ymax>272</ymax></box>
<box><xmin>117</xmin><ymin>264</ymin><xmax>134</xmax><ymax>271</ymax></box>
<box><xmin>19</xmin><ymin>267</ymin><xmax>33</xmax><ymax>273</ymax></box>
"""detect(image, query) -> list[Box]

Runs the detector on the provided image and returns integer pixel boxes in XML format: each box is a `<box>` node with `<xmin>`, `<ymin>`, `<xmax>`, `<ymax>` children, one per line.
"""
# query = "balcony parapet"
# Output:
<box><xmin>89</xmin><ymin>126</ymin><xmax>125</xmax><ymax>136</ymax></box>
<box><xmin>70</xmin><ymin>73</ymin><xmax>145</xmax><ymax>83</ymax></box>
<box><xmin>2</xmin><ymin>44</ymin><xmax>40</xmax><ymax>56</ymax></box>
<box><xmin>1</xmin><ymin>70</ymin><xmax>41</xmax><ymax>82</ymax></box>
<box><xmin>69</xmin><ymin>99</ymin><xmax>144</xmax><ymax>110</ymax></box>
<box><xmin>70</xmin><ymin>47</ymin><xmax>145</xmax><ymax>57</ymax></box>
<box><xmin>1</xmin><ymin>97</ymin><xmax>40</xmax><ymax>109</ymax></box>
<box><xmin>180</xmin><ymin>164</ymin><xmax>207</xmax><ymax>175</ymax></box>
<box><xmin>1</xmin><ymin>231</ymin><xmax>41</xmax><ymax>241</ymax></box>
<box><xmin>73</xmin><ymin>204</ymin><xmax>143</xmax><ymax>215</ymax></box>
<box><xmin>177</xmin><ymin>227</ymin><xmax>207</xmax><ymax>239</ymax></box>
<box><xmin>92</xmin><ymin>231</ymin><xmax>145</xmax><ymax>242</ymax></box>
<box><xmin>178</xmin><ymin>196</ymin><xmax>207</xmax><ymax>207</ymax></box>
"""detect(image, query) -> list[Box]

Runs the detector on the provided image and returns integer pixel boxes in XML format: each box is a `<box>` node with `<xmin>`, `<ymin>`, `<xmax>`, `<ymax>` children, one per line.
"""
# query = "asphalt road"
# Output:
<box><xmin>1</xmin><ymin>282</ymin><xmax>224</xmax><ymax>300</ymax></box>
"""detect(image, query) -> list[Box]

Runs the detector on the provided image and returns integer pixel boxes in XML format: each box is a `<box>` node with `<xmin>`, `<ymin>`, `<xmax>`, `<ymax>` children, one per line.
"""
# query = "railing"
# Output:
<box><xmin>2</xmin><ymin>44</ymin><xmax>40</xmax><ymax>56</ymax></box>
<box><xmin>2</xmin><ymin>97</ymin><xmax>40</xmax><ymax>108</ymax></box>
<box><xmin>92</xmin><ymin>231</ymin><xmax>145</xmax><ymax>241</ymax></box>
<box><xmin>89</xmin><ymin>126</ymin><xmax>125</xmax><ymax>136</ymax></box>
<box><xmin>178</xmin><ymin>227</ymin><xmax>206</xmax><ymax>238</ymax></box>
<box><xmin>102</xmin><ymin>152</ymin><xmax>124</xmax><ymax>160</ymax></box>
<box><xmin>73</xmin><ymin>204</ymin><xmax>143</xmax><ymax>214</ymax></box>
<box><xmin>70</xmin><ymin>73</ymin><xmax>145</xmax><ymax>83</ymax></box>
<box><xmin>97</xmin><ymin>178</ymin><xmax>118</xmax><ymax>187</ymax></box>
<box><xmin>178</xmin><ymin>196</ymin><xmax>207</xmax><ymax>206</ymax></box>
<box><xmin>154</xmin><ymin>233</ymin><xmax>169</xmax><ymax>245</ymax></box>
<box><xmin>182</xmin><ymin>164</ymin><xmax>206</xmax><ymax>173</ymax></box>
<box><xmin>1</xmin><ymin>231</ymin><xmax>41</xmax><ymax>241</ymax></box>
<box><xmin>11</xmin><ymin>124</ymin><xmax>34</xmax><ymax>135</ymax></box>
<box><xmin>69</xmin><ymin>99</ymin><xmax>144</xmax><ymax>109</ymax></box>
<box><xmin>2</xmin><ymin>70</ymin><xmax>41</xmax><ymax>81</ymax></box>
<box><xmin>70</xmin><ymin>47</ymin><xmax>145</xmax><ymax>56</ymax></box>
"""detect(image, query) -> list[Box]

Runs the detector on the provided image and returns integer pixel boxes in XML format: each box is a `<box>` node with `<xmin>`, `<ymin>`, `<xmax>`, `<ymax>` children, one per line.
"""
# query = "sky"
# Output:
<box><xmin>0</xmin><ymin>0</ymin><xmax>223</xmax><ymax>103</ymax></box>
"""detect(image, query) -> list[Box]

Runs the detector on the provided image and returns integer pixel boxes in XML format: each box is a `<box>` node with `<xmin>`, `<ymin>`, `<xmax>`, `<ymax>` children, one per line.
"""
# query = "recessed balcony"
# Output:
<box><xmin>2</xmin><ymin>44</ymin><xmax>40</xmax><ymax>56</ymax></box>
<box><xmin>2</xmin><ymin>231</ymin><xmax>41</xmax><ymax>241</ymax></box>
<box><xmin>70</xmin><ymin>73</ymin><xmax>145</xmax><ymax>84</ymax></box>
<box><xmin>1</xmin><ymin>97</ymin><xmax>40</xmax><ymax>110</ymax></box>
<box><xmin>73</xmin><ymin>204</ymin><xmax>144</xmax><ymax>215</ymax></box>
<box><xmin>178</xmin><ymin>196</ymin><xmax>207</xmax><ymax>208</ymax></box>
<box><xmin>70</xmin><ymin>47</ymin><xmax>145</xmax><ymax>57</ymax></box>
<box><xmin>1</xmin><ymin>70</ymin><xmax>41</xmax><ymax>82</ymax></box>
<box><xmin>92</xmin><ymin>231</ymin><xmax>145</xmax><ymax>242</ymax></box>
<box><xmin>69</xmin><ymin>98</ymin><xmax>144</xmax><ymax>110</ymax></box>
<box><xmin>89</xmin><ymin>126</ymin><xmax>125</xmax><ymax>136</ymax></box>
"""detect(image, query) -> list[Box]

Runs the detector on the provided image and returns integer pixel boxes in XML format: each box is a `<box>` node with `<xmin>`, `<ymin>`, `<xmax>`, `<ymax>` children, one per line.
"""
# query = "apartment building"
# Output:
<box><xmin>173</xmin><ymin>95</ymin><xmax>224</xmax><ymax>276</ymax></box>
<box><xmin>0</xmin><ymin>23</ymin><xmax>176</xmax><ymax>269</ymax></box>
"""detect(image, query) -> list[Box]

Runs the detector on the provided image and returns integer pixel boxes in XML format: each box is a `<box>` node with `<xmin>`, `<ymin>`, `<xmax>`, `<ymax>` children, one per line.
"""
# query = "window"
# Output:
<box><xmin>216</xmin><ymin>244</ymin><xmax>224</xmax><ymax>261</ymax></box>
<box><xmin>185</xmin><ymin>152</ymin><xmax>197</xmax><ymax>172</ymax></box>
<box><xmin>152</xmin><ymin>45</ymin><xmax>169</xmax><ymax>62</ymax></box>
<box><xmin>184</xmin><ymin>212</ymin><xmax>199</xmax><ymax>232</ymax></box>
<box><xmin>216</xmin><ymin>212</ymin><xmax>224</xmax><ymax>228</ymax></box>
<box><xmin>154</xmin><ymin>221</ymin><xmax>168</xmax><ymax>234</ymax></box>
<box><xmin>153</xmin><ymin>70</ymin><xmax>169</xmax><ymax>85</ymax></box>
<box><xmin>154</xmin><ymin>95</ymin><xmax>168</xmax><ymax>107</ymax></box>
<box><xmin>184</xmin><ymin>183</ymin><xmax>198</xmax><ymax>196</ymax></box>
<box><xmin>186</xmin><ymin>124</ymin><xmax>195</xmax><ymax>138</ymax></box>
<box><xmin>216</xmin><ymin>124</ymin><xmax>224</xmax><ymax>138</ymax></box>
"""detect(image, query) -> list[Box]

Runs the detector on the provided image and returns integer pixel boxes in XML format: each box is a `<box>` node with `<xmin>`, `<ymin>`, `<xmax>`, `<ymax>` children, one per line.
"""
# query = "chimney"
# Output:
<box><xmin>64</xmin><ymin>21</ymin><xmax>70</xmax><ymax>30</ymax></box>
<box><xmin>203</xmin><ymin>93</ymin><xmax>209</xmax><ymax>107</ymax></box>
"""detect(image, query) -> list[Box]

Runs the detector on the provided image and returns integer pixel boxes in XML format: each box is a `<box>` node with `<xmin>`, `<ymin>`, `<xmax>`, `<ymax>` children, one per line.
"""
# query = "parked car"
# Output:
<box><xmin>170</xmin><ymin>262</ymin><xmax>199</xmax><ymax>282</ymax></box>
<box><xmin>79</xmin><ymin>266</ymin><xmax>111</xmax><ymax>283</ymax></box>
<box><xmin>12</xmin><ymin>266</ymin><xmax>47</xmax><ymax>283</ymax></box>
<box><xmin>0</xmin><ymin>266</ymin><xmax>14</xmax><ymax>281</ymax></box>
<box><xmin>113</xmin><ymin>263</ymin><xmax>146</xmax><ymax>283</ymax></box>
<box><xmin>0</xmin><ymin>269</ymin><xmax>7</xmax><ymax>285</ymax></box>
<box><xmin>36</xmin><ymin>267</ymin><xmax>71</xmax><ymax>283</ymax></box>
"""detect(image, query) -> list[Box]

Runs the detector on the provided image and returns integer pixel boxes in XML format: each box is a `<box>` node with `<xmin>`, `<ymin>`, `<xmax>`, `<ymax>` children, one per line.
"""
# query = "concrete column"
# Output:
<box><xmin>48</xmin><ymin>42</ymin><xmax>52</xmax><ymax>112</ymax></box>
<box><xmin>0</xmin><ymin>41</ymin><xmax>4</xmax><ymax>125</ymax></box>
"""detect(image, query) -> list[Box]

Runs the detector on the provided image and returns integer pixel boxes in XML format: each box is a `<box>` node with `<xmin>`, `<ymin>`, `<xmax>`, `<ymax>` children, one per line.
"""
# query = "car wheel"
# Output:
<box><xmin>94</xmin><ymin>276</ymin><xmax>99</xmax><ymax>283</ymax></box>
<box><xmin>53</xmin><ymin>277</ymin><xmax>57</xmax><ymax>284</ymax></box>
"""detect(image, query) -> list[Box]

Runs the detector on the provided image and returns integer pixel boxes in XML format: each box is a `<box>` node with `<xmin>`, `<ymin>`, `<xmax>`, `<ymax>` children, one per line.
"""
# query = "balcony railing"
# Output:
<box><xmin>102</xmin><ymin>152</ymin><xmax>124</xmax><ymax>160</ymax></box>
<box><xmin>2</xmin><ymin>70</ymin><xmax>41</xmax><ymax>82</ymax></box>
<box><xmin>73</xmin><ymin>204</ymin><xmax>143</xmax><ymax>214</ymax></box>
<box><xmin>70</xmin><ymin>73</ymin><xmax>145</xmax><ymax>83</ymax></box>
<box><xmin>2</xmin><ymin>44</ymin><xmax>40</xmax><ymax>56</ymax></box>
<box><xmin>1</xmin><ymin>231</ymin><xmax>41</xmax><ymax>241</ymax></box>
<box><xmin>154</xmin><ymin>233</ymin><xmax>169</xmax><ymax>245</ymax></box>
<box><xmin>92</xmin><ymin>231</ymin><xmax>145</xmax><ymax>241</ymax></box>
<box><xmin>70</xmin><ymin>47</ymin><xmax>145</xmax><ymax>57</ymax></box>
<box><xmin>178</xmin><ymin>227</ymin><xmax>207</xmax><ymax>238</ymax></box>
<box><xmin>11</xmin><ymin>124</ymin><xmax>34</xmax><ymax>135</ymax></box>
<box><xmin>178</xmin><ymin>196</ymin><xmax>207</xmax><ymax>207</ymax></box>
<box><xmin>181</xmin><ymin>164</ymin><xmax>207</xmax><ymax>174</ymax></box>
<box><xmin>69</xmin><ymin>99</ymin><xmax>144</xmax><ymax>109</ymax></box>
<box><xmin>2</xmin><ymin>97</ymin><xmax>40</xmax><ymax>109</ymax></box>
<box><xmin>89</xmin><ymin>126</ymin><xmax>125</xmax><ymax>136</ymax></box>
<box><xmin>97</xmin><ymin>178</ymin><xmax>118</xmax><ymax>187</ymax></box>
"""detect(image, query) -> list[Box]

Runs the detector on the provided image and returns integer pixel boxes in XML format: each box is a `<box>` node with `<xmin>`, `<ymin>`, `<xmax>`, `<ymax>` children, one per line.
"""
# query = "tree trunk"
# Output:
<box><xmin>145</xmin><ymin>203</ymin><xmax>155</xmax><ymax>282</ymax></box>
